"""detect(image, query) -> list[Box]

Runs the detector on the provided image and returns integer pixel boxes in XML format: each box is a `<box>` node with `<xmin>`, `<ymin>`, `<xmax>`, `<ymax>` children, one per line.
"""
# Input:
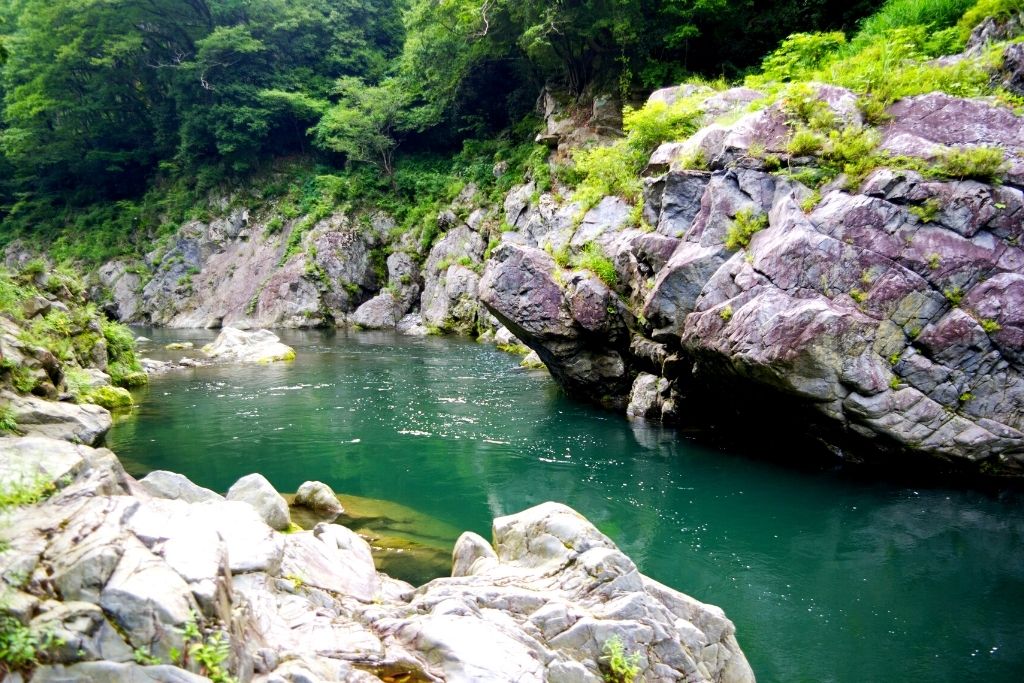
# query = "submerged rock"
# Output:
<box><xmin>294</xmin><ymin>480</ymin><xmax>344</xmax><ymax>521</ymax></box>
<box><xmin>201</xmin><ymin>327</ymin><xmax>295</xmax><ymax>364</ymax></box>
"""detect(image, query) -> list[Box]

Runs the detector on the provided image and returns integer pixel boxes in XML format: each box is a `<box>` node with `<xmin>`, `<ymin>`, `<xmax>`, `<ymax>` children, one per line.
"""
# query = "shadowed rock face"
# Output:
<box><xmin>0</xmin><ymin>437</ymin><xmax>754</xmax><ymax>683</ymax></box>
<box><xmin>479</xmin><ymin>244</ymin><xmax>636</xmax><ymax>406</ymax></box>
<box><xmin>482</xmin><ymin>84</ymin><xmax>1024</xmax><ymax>474</ymax></box>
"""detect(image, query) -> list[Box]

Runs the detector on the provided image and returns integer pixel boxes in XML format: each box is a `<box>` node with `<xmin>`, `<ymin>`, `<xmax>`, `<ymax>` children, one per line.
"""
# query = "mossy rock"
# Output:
<box><xmin>82</xmin><ymin>385</ymin><xmax>133</xmax><ymax>410</ymax></box>
<box><xmin>114</xmin><ymin>371</ymin><xmax>149</xmax><ymax>388</ymax></box>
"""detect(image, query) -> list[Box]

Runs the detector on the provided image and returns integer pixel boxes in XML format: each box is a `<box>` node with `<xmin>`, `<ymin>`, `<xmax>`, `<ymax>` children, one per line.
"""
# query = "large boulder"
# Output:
<box><xmin>352</xmin><ymin>293</ymin><xmax>401</xmax><ymax>330</ymax></box>
<box><xmin>138</xmin><ymin>470</ymin><xmax>224</xmax><ymax>504</ymax></box>
<box><xmin>201</xmin><ymin>328</ymin><xmax>295</xmax><ymax>364</ymax></box>
<box><xmin>2</xmin><ymin>391</ymin><xmax>112</xmax><ymax>446</ymax></box>
<box><xmin>480</xmin><ymin>245</ymin><xmax>635</xmax><ymax>406</ymax></box>
<box><xmin>388</xmin><ymin>502</ymin><xmax>754</xmax><ymax>683</ymax></box>
<box><xmin>226</xmin><ymin>473</ymin><xmax>292</xmax><ymax>531</ymax></box>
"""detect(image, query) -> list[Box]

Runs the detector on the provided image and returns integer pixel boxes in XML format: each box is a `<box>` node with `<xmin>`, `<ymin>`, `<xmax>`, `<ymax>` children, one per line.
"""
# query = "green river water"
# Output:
<box><xmin>107</xmin><ymin>328</ymin><xmax>1024</xmax><ymax>683</ymax></box>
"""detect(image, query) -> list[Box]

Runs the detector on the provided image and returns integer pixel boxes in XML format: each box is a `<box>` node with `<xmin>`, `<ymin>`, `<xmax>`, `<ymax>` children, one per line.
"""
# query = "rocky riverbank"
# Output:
<box><xmin>0</xmin><ymin>421</ymin><xmax>754</xmax><ymax>682</ymax></box>
<box><xmin>5</xmin><ymin>8</ymin><xmax>1023</xmax><ymax>480</ymax></box>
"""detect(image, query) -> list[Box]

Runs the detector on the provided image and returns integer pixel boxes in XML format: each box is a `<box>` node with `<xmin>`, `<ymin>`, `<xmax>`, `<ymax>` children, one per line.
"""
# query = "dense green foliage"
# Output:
<box><xmin>0</xmin><ymin>0</ymin><xmax>1018</xmax><ymax>264</ymax></box>
<box><xmin>0</xmin><ymin>264</ymin><xmax>145</xmax><ymax>394</ymax></box>
<box><xmin>0</xmin><ymin>0</ymin><xmax>882</xmax><ymax>257</ymax></box>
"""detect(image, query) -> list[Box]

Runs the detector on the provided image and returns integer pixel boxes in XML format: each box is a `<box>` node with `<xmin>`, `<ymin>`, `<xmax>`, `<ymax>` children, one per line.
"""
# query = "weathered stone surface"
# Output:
<box><xmin>139</xmin><ymin>470</ymin><xmax>224</xmax><ymax>504</ymax></box>
<box><xmin>0</xmin><ymin>433</ymin><xmax>753</xmax><ymax>683</ymax></box>
<box><xmin>227</xmin><ymin>473</ymin><xmax>292</xmax><ymax>531</ymax></box>
<box><xmin>352</xmin><ymin>293</ymin><xmax>401</xmax><ymax>330</ymax></box>
<box><xmin>32</xmin><ymin>662</ymin><xmax>211</xmax><ymax>683</ymax></box>
<box><xmin>386</xmin><ymin>251</ymin><xmax>421</xmax><ymax>313</ymax></box>
<box><xmin>421</xmin><ymin>226</ymin><xmax>486</xmax><ymax>334</ymax></box>
<box><xmin>99</xmin><ymin>541</ymin><xmax>197</xmax><ymax>658</ymax></box>
<box><xmin>201</xmin><ymin>328</ymin><xmax>295</xmax><ymax>364</ymax></box>
<box><xmin>881</xmin><ymin>93</ymin><xmax>1024</xmax><ymax>186</ymax></box>
<box><xmin>2</xmin><ymin>391</ymin><xmax>112</xmax><ymax>446</ymax></box>
<box><xmin>294</xmin><ymin>480</ymin><xmax>344</xmax><ymax>520</ymax></box>
<box><xmin>96</xmin><ymin>261</ymin><xmax>144</xmax><ymax>322</ymax></box>
<box><xmin>480</xmin><ymin>245</ymin><xmax>635</xmax><ymax>405</ymax></box>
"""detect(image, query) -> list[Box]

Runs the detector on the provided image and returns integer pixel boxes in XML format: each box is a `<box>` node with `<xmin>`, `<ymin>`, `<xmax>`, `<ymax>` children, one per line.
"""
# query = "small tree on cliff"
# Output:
<box><xmin>313</xmin><ymin>77</ymin><xmax>415</xmax><ymax>185</ymax></box>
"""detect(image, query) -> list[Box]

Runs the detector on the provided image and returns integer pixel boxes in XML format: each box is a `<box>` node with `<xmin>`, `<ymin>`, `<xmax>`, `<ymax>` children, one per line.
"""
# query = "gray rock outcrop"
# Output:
<box><xmin>0</xmin><ymin>436</ymin><xmax>754</xmax><ymax>683</ymax></box>
<box><xmin>2</xmin><ymin>390</ymin><xmax>112</xmax><ymax>446</ymax></box>
<box><xmin>226</xmin><ymin>473</ymin><xmax>292</xmax><ymax>531</ymax></box>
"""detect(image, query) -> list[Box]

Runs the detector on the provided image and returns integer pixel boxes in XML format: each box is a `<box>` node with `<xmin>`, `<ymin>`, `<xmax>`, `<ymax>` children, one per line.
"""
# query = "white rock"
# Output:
<box><xmin>139</xmin><ymin>470</ymin><xmax>224</xmax><ymax>504</ymax></box>
<box><xmin>227</xmin><ymin>473</ymin><xmax>291</xmax><ymax>531</ymax></box>
<box><xmin>201</xmin><ymin>327</ymin><xmax>295</xmax><ymax>364</ymax></box>
<box><xmin>2</xmin><ymin>391</ymin><xmax>112</xmax><ymax>446</ymax></box>
<box><xmin>294</xmin><ymin>480</ymin><xmax>344</xmax><ymax>520</ymax></box>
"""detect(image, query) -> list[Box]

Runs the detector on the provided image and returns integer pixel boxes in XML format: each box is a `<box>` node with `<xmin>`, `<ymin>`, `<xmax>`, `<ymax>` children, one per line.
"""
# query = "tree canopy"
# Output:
<box><xmin>0</xmin><ymin>0</ymin><xmax>879</xmax><ymax>228</ymax></box>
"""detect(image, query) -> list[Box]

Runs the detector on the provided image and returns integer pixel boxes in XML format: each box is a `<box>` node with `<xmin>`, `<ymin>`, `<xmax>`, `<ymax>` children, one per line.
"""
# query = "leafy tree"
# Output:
<box><xmin>314</xmin><ymin>78</ymin><xmax>419</xmax><ymax>184</ymax></box>
<box><xmin>173</xmin><ymin>0</ymin><xmax>404</xmax><ymax>173</ymax></box>
<box><xmin>0</xmin><ymin>0</ymin><xmax>211</xmax><ymax>199</ymax></box>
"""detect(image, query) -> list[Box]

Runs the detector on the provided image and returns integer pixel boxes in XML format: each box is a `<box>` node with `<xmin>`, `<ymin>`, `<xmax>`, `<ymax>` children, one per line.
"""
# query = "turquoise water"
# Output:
<box><xmin>108</xmin><ymin>328</ymin><xmax>1024</xmax><ymax>683</ymax></box>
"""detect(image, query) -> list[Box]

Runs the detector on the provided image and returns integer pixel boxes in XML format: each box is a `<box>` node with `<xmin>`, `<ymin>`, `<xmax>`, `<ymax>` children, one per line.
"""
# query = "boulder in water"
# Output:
<box><xmin>201</xmin><ymin>327</ymin><xmax>295</xmax><ymax>364</ymax></box>
<box><xmin>294</xmin><ymin>480</ymin><xmax>344</xmax><ymax>521</ymax></box>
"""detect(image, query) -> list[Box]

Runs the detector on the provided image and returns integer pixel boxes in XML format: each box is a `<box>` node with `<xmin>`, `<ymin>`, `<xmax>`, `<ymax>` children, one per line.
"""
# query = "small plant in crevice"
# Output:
<box><xmin>944</xmin><ymin>285</ymin><xmax>964</xmax><ymax>307</ymax></box>
<box><xmin>177</xmin><ymin>611</ymin><xmax>235</xmax><ymax>683</ymax></box>
<box><xmin>601</xmin><ymin>636</ymin><xmax>641</xmax><ymax>683</ymax></box>
<box><xmin>787</xmin><ymin>128</ymin><xmax>826</xmax><ymax>156</ymax></box>
<box><xmin>133</xmin><ymin>648</ymin><xmax>163</xmax><ymax>665</ymax></box>
<box><xmin>724</xmin><ymin>209</ymin><xmax>769</xmax><ymax>251</ymax></box>
<box><xmin>0</xmin><ymin>407</ymin><xmax>18</xmax><ymax>435</ymax></box>
<box><xmin>937</xmin><ymin>146</ymin><xmax>1009</xmax><ymax>182</ymax></box>
<box><xmin>800</xmin><ymin>190</ymin><xmax>822</xmax><ymax>214</ymax></box>
<box><xmin>572</xmin><ymin>243</ymin><xmax>618</xmax><ymax>288</ymax></box>
<box><xmin>0</xmin><ymin>614</ymin><xmax>64</xmax><ymax>673</ymax></box>
<box><xmin>910</xmin><ymin>198</ymin><xmax>942</xmax><ymax>223</ymax></box>
<box><xmin>0</xmin><ymin>474</ymin><xmax>58</xmax><ymax>511</ymax></box>
<box><xmin>927</xmin><ymin>252</ymin><xmax>942</xmax><ymax>270</ymax></box>
<box><xmin>980</xmin><ymin>318</ymin><xmax>1002</xmax><ymax>334</ymax></box>
<box><xmin>719</xmin><ymin>305</ymin><xmax>734</xmax><ymax>322</ymax></box>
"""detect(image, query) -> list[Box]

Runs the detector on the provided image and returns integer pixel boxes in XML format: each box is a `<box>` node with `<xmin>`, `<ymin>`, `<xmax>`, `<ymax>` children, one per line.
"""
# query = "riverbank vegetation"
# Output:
<box><xmin>0</xmin><ymin>0</ymin><xmax>1019</xmax><ymax>267</ymax></box>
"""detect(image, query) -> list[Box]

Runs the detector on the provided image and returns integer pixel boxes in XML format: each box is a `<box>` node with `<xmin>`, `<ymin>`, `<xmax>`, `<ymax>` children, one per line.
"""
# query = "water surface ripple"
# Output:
<box><xmin>108</xmin><ymin>328</ymin><xmax>1024</xmax><ymax>683</ymax></box>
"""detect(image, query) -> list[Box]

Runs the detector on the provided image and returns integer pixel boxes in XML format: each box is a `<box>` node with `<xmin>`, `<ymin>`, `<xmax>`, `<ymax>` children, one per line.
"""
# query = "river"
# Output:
<box><xmin>107</xmin><ymin>328</ymin><xmax>1024</xmax><ymax>683</ymax></box>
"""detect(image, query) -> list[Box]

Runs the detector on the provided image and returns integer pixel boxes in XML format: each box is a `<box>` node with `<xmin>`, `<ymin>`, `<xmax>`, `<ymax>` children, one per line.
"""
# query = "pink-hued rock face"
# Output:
<box><xmin>881</xmin><ymin>93</ymin><xmax>1024</xmax><ymax>186</ymax></box>
<box><xmin>484</xmin><ymin>144</ymin><xmax>1024</xmax><ymax>469</ymax></box>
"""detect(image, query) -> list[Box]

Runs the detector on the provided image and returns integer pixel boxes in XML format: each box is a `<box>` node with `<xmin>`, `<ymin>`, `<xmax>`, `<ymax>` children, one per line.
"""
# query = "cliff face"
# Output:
<box><xmin>478</xmin><ymin>14</ymin><xmax>1024</xmax><ymax>475</ymax></box>
<box><xmin>482</xmin><ymin>83</ymin><xmax>1024</xmax><ymax>474</ymax></box>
